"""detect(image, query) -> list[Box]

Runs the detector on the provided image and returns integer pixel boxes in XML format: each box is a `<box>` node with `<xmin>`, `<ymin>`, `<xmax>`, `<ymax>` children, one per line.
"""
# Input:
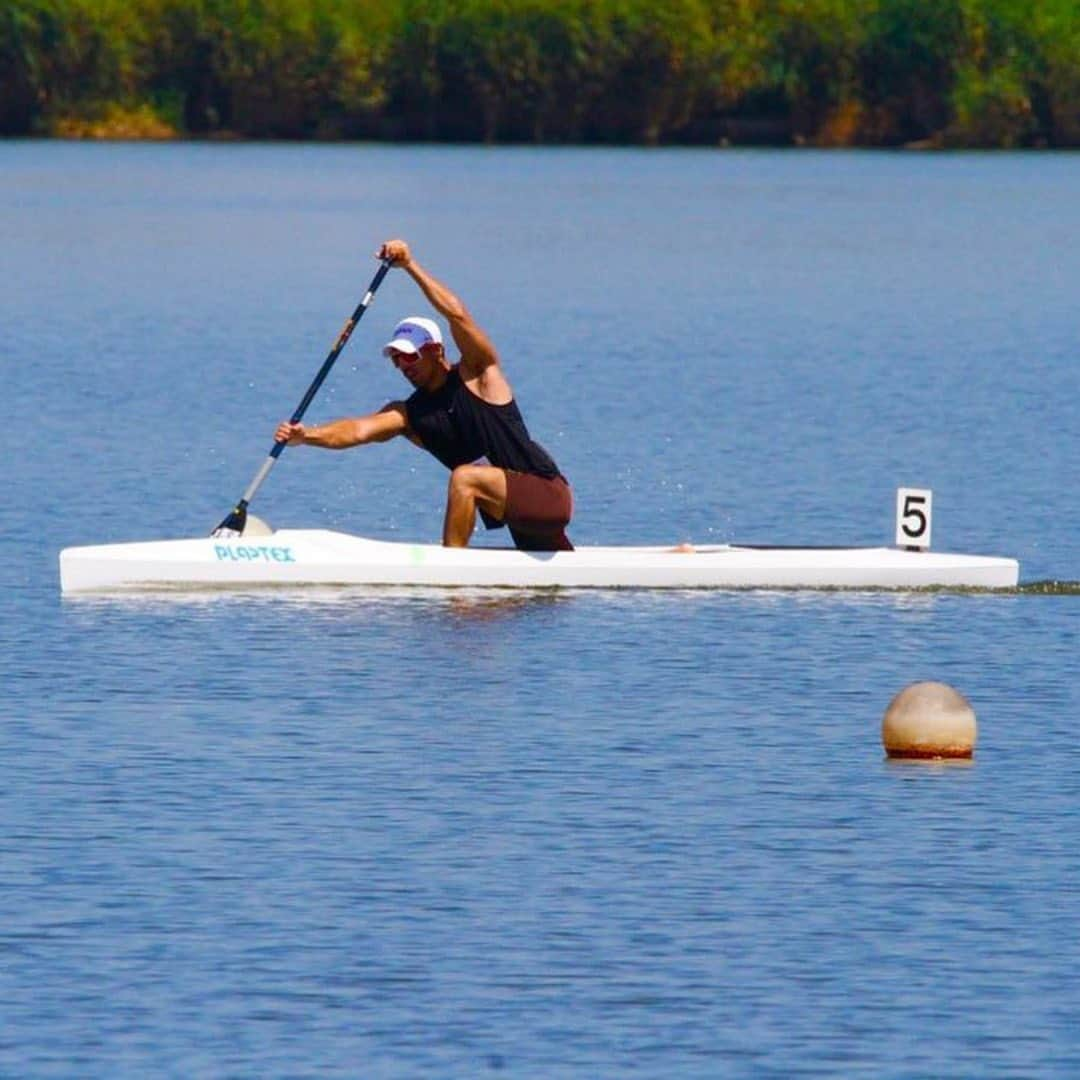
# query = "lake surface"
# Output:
<box><xmin>2</xmin><ymin>141</ymin><xmax>1079</xmax><ymax>1077</ymax></box>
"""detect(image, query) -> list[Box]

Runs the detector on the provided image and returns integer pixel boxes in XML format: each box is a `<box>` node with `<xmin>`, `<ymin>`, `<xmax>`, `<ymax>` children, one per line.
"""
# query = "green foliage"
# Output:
<box><xmin>0</xmin><ymin>0</ymin><xmax>137</xmax><ymax>133</ymax></box>
<box><xmin>2</xmin><ymin>0</ymin><xmax>1079</xmax><ymax>145</ymax></box>
<box><xmin>858</xmin><ymin>0</ymin><xmax>965</xmax><ymax>143</ymax></box>
<box><xmin>948</xmin><ymin>60</ymin><xmax>1035</xmax><ymax>146</ymax></box>
<box><xmin>131</xmin><ymin>0</ymin><xmax>390</xmax><ymax>137</ymax></box>
<box><xmin>586</xmin><ymin>0</ymin><xmax>717</xmax><ymax>143</ymax></box>
<box><xmin>1036</xmin><ymin>2</ymin><xmax>1080</xmax><ymax>144</ymax></box>
<box><xmin>767</xmin><ymin>0</ymin><xmax>866</xmax><ymax>137</ymax></box>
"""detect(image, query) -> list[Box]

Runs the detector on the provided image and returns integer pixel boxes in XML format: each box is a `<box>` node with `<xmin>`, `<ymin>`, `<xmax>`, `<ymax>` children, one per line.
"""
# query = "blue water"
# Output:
<box><xmin>3</xmin><ymin>142</ymin><xmax>1080</xmax><ymax>1076</ymax></box>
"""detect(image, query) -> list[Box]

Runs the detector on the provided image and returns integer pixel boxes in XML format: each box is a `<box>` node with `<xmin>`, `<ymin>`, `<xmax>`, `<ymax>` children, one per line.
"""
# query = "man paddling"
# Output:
<box><xmin>275</xmin><ymin>239</ymin><xmax>573</xmax><ymax>551</ymax></box>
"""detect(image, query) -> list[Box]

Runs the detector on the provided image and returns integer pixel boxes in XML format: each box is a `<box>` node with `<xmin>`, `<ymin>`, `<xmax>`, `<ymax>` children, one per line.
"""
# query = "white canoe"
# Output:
<box><xmin>59</xmin><ymin>529</ymin><xmax>1020</xmax><ymax>593</ymax></box>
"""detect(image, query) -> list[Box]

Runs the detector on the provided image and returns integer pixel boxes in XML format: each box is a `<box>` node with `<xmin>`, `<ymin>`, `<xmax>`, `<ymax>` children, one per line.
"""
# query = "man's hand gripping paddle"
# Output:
<box><xmin>212</xmin><ymin>259</ymin><xmax>392</xmax><ymax>538</ymax></box>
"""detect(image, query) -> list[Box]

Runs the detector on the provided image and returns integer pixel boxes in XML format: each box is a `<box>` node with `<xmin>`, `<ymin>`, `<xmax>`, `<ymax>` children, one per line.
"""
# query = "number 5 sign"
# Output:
<box><xmin>896</xmin><ymin>488</ymin><xmax>933</xmax><ymax>550</ymax></box>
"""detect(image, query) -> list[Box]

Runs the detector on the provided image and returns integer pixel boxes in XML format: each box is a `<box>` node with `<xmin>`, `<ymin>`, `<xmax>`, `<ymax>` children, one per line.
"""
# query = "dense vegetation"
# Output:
<box><xmin>3</xmin><ymin>0</ymin><xmax>1079</xmax><ymax>146</ymax></box>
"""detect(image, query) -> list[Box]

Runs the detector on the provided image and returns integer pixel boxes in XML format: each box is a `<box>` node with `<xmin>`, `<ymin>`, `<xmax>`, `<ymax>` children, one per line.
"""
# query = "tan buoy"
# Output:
<box><xmin>882</xmin><ymin>681</ymin><xmax>976</xmax><ymax>759</ymax></box>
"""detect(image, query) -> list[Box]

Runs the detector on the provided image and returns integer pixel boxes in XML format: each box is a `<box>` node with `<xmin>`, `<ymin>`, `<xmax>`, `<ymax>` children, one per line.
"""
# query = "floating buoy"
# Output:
<box><xmin>882</xmin><ymin>681</ymin><xmax>977</xmax><ymax>759</ymax></box>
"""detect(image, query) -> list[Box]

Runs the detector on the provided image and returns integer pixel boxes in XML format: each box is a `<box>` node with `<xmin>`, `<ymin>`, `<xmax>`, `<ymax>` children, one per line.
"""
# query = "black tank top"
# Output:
<box><xmin>405</xmin><ymin>367</ymin><xmax>562</xmax><ymax>480</ymax></box>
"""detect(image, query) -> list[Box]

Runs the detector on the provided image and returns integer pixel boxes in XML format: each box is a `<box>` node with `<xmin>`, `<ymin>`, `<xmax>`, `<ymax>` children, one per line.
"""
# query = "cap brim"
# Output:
<box><xmin>382</xmin><ymin>338</ymin><xmax>420</xmax><ymax>357</ymax></box>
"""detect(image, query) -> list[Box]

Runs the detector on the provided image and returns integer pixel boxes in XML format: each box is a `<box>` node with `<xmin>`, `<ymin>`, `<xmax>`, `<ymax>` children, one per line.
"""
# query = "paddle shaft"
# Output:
<box><xmin>216</xmin><ymin>260</ymin><xmax>391</xmax><ymax>531</ymax></box>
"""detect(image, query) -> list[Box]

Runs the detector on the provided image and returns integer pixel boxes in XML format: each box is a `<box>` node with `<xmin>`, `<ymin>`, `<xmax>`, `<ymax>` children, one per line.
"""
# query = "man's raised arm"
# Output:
<box><xmin>378</xmin><ymin>239</ymin><xmax>499</xmax><ymax>377</ymax></box>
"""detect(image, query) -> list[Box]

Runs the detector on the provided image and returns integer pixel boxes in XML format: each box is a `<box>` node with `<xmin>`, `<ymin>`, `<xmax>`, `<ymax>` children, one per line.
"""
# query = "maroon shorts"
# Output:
<box><xmin>504</xmin><ymin>472</ymin><xmax>574</xmax><ymax>552</ymax></box>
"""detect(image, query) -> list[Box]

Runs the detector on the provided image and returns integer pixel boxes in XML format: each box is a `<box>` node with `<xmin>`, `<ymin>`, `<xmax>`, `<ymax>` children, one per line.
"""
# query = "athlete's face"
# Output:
<box><xmin>389</xmin><ymin>344</ymin><xmax>444</xmax><ymax>390</ymax></box>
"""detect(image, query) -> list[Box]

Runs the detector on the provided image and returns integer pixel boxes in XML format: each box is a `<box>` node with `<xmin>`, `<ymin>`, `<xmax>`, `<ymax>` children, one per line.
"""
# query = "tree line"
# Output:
<box><xmin>2</xmin><ymin>0</ymin><xmax>1078</xmax><ymax>146</ymax></box>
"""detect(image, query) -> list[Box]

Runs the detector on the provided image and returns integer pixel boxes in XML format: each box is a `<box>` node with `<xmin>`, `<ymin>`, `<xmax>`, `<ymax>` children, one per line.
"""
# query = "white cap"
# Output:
<box><xmin>382</xmin><ymin>316</ymin><xmax>442</xmax><ymax>356</ymax></box>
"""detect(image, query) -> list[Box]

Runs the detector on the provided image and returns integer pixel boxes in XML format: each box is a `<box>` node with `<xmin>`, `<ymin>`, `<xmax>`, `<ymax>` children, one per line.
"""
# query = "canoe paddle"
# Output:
<box><xmin>212</xmin><ymin>258</ymin><xmax>392</xmax><ymax>537</ymax></box>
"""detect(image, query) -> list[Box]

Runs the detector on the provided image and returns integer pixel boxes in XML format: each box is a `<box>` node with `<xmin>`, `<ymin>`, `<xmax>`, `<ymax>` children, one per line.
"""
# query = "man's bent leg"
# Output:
<box><xmin>443</xmin><ymin>465</ymin><xmax>508</xmax><ymax>547</ymax></box>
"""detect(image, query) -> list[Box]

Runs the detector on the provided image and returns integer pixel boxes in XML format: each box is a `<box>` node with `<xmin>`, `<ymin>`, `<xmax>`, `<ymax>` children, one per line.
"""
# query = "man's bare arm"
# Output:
<box><xmin>275</xmin><ymin>402</ymin><xmax>409</xmax><ymax>449</ymax></box>
<box><xmin>378</xmin><ymin>239</ymin><xmax>500</xmax><ymax>380</ymax></box>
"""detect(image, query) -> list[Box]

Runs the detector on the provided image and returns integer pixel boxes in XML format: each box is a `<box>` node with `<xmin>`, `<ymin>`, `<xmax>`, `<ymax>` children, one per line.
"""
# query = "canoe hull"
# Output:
<box><xmin>59</xmin><ymin>530</ymin><xmax>1021</xmax><ymax>593</ymax></box>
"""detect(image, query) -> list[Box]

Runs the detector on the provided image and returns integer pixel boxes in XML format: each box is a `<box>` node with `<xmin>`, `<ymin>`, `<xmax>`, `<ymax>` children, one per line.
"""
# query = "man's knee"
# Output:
<box><xmin>448</xmin><ymin>465</ymin><xmax>483</xmax><ymax>498</ymax></box>
<box><xmin>447</xmin><ymin>465</ymin><xmax>506</xmax><ymax>515</ymax></box>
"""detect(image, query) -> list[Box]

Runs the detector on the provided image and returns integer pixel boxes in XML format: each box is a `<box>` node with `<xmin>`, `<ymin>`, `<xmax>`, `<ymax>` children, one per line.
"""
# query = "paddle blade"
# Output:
<box><xmin>242</xmin><ymin>514</ymin><xmax>273</xmax><ymax>537</ymax></box>
<box><xmin>212</xmin><ymin>504</ymin><xmax>247</xmax><ymax>538</ymax></box>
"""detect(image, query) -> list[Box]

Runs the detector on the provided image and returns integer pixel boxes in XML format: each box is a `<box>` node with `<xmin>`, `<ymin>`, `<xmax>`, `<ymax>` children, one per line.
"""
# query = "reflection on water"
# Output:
<box><xmin>60</xmin><ymin>584</ymin><xmax>572</xmax><ymax>614</ymax></box>
<box><xmin>883</xmin><ymin>756</ymin><xmax>976</xmax><ymax>772</ymax></box>
<box><xmin>1017</xmin><ymin>579</ymin><xmax>1080</xmax><ymax>594</ymax></box>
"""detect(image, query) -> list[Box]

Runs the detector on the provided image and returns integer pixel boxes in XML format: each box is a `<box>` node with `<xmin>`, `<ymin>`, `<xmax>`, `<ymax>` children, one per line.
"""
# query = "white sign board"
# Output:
<box><xmin>896</xmin><ymin>488</ymin><xmax>933</xmax><ymax>550</ymax></box>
